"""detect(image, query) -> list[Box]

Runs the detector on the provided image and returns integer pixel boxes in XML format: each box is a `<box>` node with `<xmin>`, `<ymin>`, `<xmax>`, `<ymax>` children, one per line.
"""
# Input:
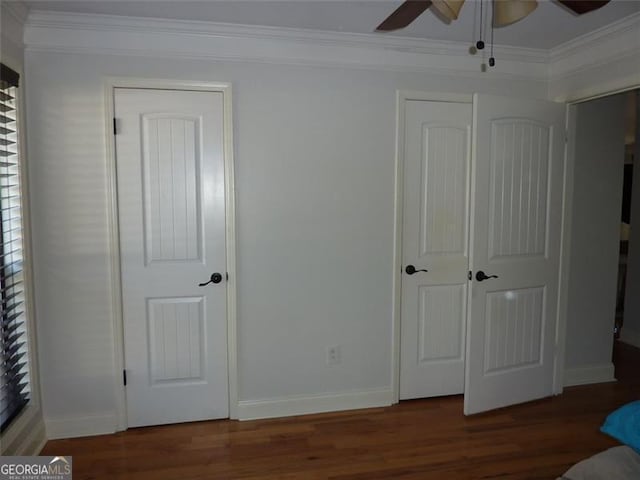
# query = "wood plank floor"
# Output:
<box><xmin>42</xmin><ymin>341</ymin><xmax>640</xmax><ymax>479</ymax></box>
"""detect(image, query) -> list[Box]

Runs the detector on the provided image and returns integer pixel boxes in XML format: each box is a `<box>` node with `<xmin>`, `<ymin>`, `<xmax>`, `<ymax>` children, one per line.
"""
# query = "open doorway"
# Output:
<box><xmin>619</xmin><ymin>90</ymin><xmax>640</xmax><ymax>353</ymax></box>
<box><xmin>615</xmin><ymin>92</ymin><xmax>637</xmax><ymax>339</ymax></box>
<box><xmin>564</xmin><ymin>89</ymin><xmax>639</xmax><ymax>387</ymax></box>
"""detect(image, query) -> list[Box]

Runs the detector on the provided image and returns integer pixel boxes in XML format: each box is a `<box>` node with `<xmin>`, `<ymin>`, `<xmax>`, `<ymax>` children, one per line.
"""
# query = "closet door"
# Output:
<box><xmin>400</xmin><ymin>100</ymin><xmax>472</xmax><ymax>399</ymax></box>
<box><xmin>464</xmin><ymin>94</ymin><xmax>565</xmax><ymax>415</ymax></box>
<box><xmin>115</xmin><ymin>88</ymin><xmax>230</xmax><ymax>427</ymax></box>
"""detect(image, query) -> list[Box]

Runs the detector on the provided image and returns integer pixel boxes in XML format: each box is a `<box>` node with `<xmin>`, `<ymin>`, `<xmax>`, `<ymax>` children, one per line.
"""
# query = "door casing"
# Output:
<box><xmin>104</xmin><ymin>77</ymin><xmax>238</xmax><ymax>429</ymax></box>
<box><xmin>392</xmin><ymin>90</ymin><xmax>571</xmax><ymax>405</ymax></box>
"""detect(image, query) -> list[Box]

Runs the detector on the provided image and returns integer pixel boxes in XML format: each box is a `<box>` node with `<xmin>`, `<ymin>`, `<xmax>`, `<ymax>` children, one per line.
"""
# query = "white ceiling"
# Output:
<box><xmin>24</xmin><ymin>0</ymin><xmax>640</xmax><ymax>50</ymax></box>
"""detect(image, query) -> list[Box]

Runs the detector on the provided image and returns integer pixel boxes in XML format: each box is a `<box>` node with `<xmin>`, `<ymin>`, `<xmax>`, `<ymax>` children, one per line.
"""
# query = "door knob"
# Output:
<box><xmin>475</xmin><ymin>270</ymin><xmax>499</xmax><ymax>282</ymax></box>
<box><xmin>405</xmin><ymin>265</ymin><xmax>428</xmax><ymax>275</ymax></box>
<box><xmin>199</xmin><ymin>273</ymin><xmax>223</xmax><ymax>286</ymax></box>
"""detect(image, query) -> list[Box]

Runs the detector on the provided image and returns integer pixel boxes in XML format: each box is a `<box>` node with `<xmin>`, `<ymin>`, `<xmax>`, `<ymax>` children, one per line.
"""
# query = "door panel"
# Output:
<box><xmin>489</xmin><ymin>120</ymin><xmax>550</xmax><ymax>259</ymax></box>
<box><xmin>400</xmin><ymin>100</ymin><xmax>472</xmax><ymax>400</ymax></box>
<box><xmin>484</xmin><ymin>286</ymin><xmax>544</xmax><ymax>373</ymax></box>
<box><xmin>417</xmin><ymin>284</ymin><xmax>465</xmax><ymax>362</ymax></box>
<box><xmin>143</xmin><ymin>115</ymin><xmax>202</xmax><ymax>263</ymax></box>
<box><xmin>420</xmin><ymin>125</ymin><xmax>469</xmax><ymax>256</ymax></box>
<box><xmin>115</xmin><ymin>88</ymin><xmax>228</xmax><ymax>427</ymax></box>
<box><xmin>465</xmin><ymin>94</ymin><xmax>565</xmax><ymax>415</ymax></box>
<box><xmin>148</xmin><ymin>297</ymin><xmax>204</xmax><ymax>383</ymax></box>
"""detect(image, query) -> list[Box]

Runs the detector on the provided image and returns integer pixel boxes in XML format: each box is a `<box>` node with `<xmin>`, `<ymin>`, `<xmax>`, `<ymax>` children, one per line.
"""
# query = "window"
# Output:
<box><xmin>0</xmin><ymin>64</ymin><xmax>30</xmax><ymax>432</ymax></box>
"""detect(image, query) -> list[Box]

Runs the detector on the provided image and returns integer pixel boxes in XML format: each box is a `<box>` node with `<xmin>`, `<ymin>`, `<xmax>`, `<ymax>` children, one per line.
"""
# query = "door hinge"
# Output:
<box><xmin>113</xmin><ymin>118</ymin><xmax>118</xmax><ymax>135</ymax></box>
<box><xmin>468</xmin><ymin>271</ymin><xmax>472</xmax><ymax>281</ymax></box>
<box><xmin>123</xmin><ymin>369</ymin><xmax>127</xmax><ymax>386</ymax></box>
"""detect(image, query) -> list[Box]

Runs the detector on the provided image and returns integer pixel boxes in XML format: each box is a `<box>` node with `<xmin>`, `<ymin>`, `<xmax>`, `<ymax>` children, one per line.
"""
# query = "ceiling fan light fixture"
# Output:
<box><xmin>431</xmin><ymin>0</ymin><xmax>465</xmax><ymax>21</ymax></box>
<box><xmin>493</xmin><ymin>0</ymin><xmax>538</xmax><ymax>27</ymax></box>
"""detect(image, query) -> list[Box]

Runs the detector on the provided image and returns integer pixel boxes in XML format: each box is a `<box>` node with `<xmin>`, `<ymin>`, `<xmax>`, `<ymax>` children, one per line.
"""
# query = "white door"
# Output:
<box><xmin>115</xmin><ymin>88</ymin><xmax>229</xmax><ymax>427</ymax></box>
<box><xmin>400</xmin><ymin>100</ymin><xmax>472</xmax><ymax>399</ymax></box>
<box><xmin>464</xmin><ymin>94</ymin><xmax>565</xmax><ymax>415</ymax></box>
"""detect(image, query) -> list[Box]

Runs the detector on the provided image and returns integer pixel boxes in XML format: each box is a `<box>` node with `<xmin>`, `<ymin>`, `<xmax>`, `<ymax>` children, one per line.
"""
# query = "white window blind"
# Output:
<box><xmin>0</xmin><ymin>64</ymin><xmax>30</xmax><ymax>432</ymax></box>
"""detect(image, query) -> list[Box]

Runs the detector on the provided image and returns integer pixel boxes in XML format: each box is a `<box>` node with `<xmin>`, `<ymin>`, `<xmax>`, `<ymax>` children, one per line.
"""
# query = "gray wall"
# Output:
<box><xmin>565</xmin><ymin>94</ymin><xmax>626</xmax><ymax>371</ymax></box>
<box><xmin>26</xmin><ymin>49</ymin><xmax>547</xmax><ymax>432</ymax></box>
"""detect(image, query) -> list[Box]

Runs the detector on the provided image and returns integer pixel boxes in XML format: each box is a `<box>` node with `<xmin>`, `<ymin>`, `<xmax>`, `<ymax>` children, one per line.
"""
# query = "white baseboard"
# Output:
<box><xmin>45</xmin><ymin>390</ymin><xmax>394</xmax><ymax>436</ymax></box>
<box><xmin>1</xmin><ymin>405</ymin><xmax>47</xmax><ymax>456</ymax></box>
<box><xmin>563</xmin><ymin>363</ymin><xmax>616</xmax><ymax>387</ymax></box>
<box><xmin>237</xmin><ymin>388</ymin><xmax>394</xmax><ymax>421</ymax></box>
<box><xmin>14</xmin><ymin>420</ymin><xmax>47</xmax><ymax>455</ymax></box>
<box><xmin>45</xmin><ymin>413</ymin><xmax>118</xmax><ymax>440</ymax></box>
<box><xmin>620</xmin><ymin>328</ymin><xmax>640</xmax><ymax>349</ymax></box>
<box><xmin>5</xmin><ymin>415</ymin><xmax>47</xmax><ymax>455</ymax></box>
<box><xmin>35</xmin><ymin>432</ymin><xmax>48</xmax><ymax>455</ymax></box>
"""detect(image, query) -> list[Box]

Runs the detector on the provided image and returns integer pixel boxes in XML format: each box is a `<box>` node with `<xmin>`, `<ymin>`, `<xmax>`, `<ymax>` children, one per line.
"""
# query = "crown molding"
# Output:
<box><xmin>2</xmin><ymin>0</ymin><xmax>29</xmax><ymax>25</ymax></box>
<box><xmin>547</xmin><ymin>10</ymin><xmax>640</xmax><ymax>101</ymax></box>
<box><xmin>2</xmin><ymin>1</ymin><xmax>29</xmax><ymax>50</ymax></box>
<box><xmin>549</xmin><ymin>10</ymin><xmax>640</xmax><ymax>79</ymax></box>
<box><xmin>24</xmin><ymin>10</ymin><xmax>547</xmax><ymax>63</ymax></box>
<box><xmin>24</xmin><ymin>10</ymin><xmax>548</xmax><ymax>81</ymax></box>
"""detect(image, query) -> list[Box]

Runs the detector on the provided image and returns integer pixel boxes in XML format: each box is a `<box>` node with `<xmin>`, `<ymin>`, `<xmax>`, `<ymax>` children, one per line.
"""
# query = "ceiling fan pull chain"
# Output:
<box><xmin>476</xmin><ymin>0</ymin><xmax>485</xmax><ymax>50</ymax></box>
<box><xmin>489</xmin><ymin>0</ymin><xmax>495</xmax><ymax>66</ymax></box>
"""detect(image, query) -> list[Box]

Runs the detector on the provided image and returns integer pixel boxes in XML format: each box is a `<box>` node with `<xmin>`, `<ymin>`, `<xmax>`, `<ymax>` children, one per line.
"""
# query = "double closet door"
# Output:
<box><xmin>399</xmin><ymin>94</ymin><xmax>565</xmax><ymax>415</ymax></box>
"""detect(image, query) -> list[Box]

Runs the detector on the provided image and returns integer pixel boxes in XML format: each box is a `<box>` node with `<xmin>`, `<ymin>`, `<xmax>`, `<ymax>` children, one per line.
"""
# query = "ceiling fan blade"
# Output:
<box><xmin>557</xmin><ymin>0</ymin><xmax>610</xmax><ymax>15</ymax></box>
<box><xmin>376</xmin><ymin>1</ymin><xmax>432</xmax><ymax>31</ymax></box>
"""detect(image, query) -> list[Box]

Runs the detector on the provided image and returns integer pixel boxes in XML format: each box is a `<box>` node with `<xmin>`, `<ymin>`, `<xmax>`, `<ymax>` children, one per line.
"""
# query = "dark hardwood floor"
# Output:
<box><xmin>42</xmin><ymin>341</ymin><xmax>640</xmax><ymax>479</ymax></box>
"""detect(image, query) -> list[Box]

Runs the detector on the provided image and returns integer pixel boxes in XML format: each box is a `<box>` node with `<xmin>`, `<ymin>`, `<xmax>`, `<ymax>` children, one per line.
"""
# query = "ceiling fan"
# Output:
<box><xmin>376</xmin><ymin>0</ymin><xmax>611</xmax><ymax>31</ymax></box>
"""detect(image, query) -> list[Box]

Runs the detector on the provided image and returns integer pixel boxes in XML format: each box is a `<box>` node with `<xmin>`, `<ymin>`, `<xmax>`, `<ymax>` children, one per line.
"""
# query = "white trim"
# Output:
<box><xmin>563</xmin><ymin>363</ymin><xmax>616</xmax><ymax>387</ymax></box>
<box><xmin>464</xmin><ymin>93</ymin><xmax>480</xmax><ymax>413</ymax></box>
<box><xmin>391</xmin><ymin>92</ymin><xmax>405</xmax><ymax>404</ymax></box>
<box><xmin>45</xmin><ymin>414</ymin><xmax>118</xmax><ymax>440</ymax></box>
<box><xmin>391</xmin><ymin>91</ymin><xmax>473</xmax><ymax>403</ymax></box>
<box><xmin>548</xmin><ymin>11</ymin><xmax>640</xmax><ymax>102</ymax></box>
<box><xmin>237</xmin><ymin>389</ymin><xmax>394</xmax><ymax>421</ymax></box>
<box><xmin>1</xmin><ymin>0</ymin><xmax>29</xmax><ymax>25</ymax></box>
<box><xmin>23</xmin><ymin>7</ymin><xmax>640</xmax><ymax>88</ymax></box>
<box><xmin>222</xmin><ymin>84</ymin><xmax>239</xmax><ymax>420</ymax></box>
<box><xmin>34</xmin><ymin>431</ymin><xmax>48</xmax><ymax>455</ymax></box>
<box><xmin>103</xmin><ymin>82</ymin><xmax>127</xmax><ymax>432</ymax></box>
<box><xmin>554</xmin><ymin>80</ymin><xmax>640</xmax><ymax>106</ymax></box>
<box><xmin>620</xmin><ymin>328</ymin><xmax>640</xmax><ymax>349</ymax></box>
<box><xmin>23</xmin><ymin>10</ymin><xmax>547</xmax><ymax>62</ymax></box>
<box><xmin>32</xmin><ymin>430</ymin><xmax>48</xmax><ymax>456</ymax></box>
<box><xmin>17</xmin><ymin>59</ymin><xmax>45</xmax><ymax>436</ymax></box>
<box><xmin>0</xmin><ymin>405</ymin><xmax>45</xmax><ymax>455</ymax></box>
<box><xmin>11</xmin><ymin>417</ymin><xmax>46</xmax><ymax>456</ymax></box>
<box><xmin>549</xmin><ymin>12</ymin><xmax>640</xmax><ymax>79</ymax></box>
<box><xmin>24</xmin><ymin>10</ymin><xmax>548</xmax><ymax>81</ymax></box>
<box><xmin>396</xmin><ymin>91</ymin><xmax>474</xmax><ymax>104</ymax></box>
<box><xmin>1</xmin><ymin>0</ymin><xmax>27</xmax><ymax>51</ymax></box>
<box><xmin>0</xmin><ymin>56</ymin><xmax>47</xmax><ymax>455</ymax></box>
<box><xmin>104</xmin><ymin>77</ymin><xmax>239</xmax><ymax>428</ymax></box>
<box><xmin>553</xmin><ymin>105</ymin><xmax>574</xmax><ymax>395</ymax></box>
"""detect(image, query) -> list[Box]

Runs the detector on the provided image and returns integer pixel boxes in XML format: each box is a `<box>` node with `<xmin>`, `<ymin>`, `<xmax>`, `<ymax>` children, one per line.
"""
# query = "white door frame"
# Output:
<box><xmin>391</xmin><ymin>90</ymin><xmax>473</xmax><ymax>403</ymax></box>
<box><xmin>552</xmin><ymin>103</ymin><xmax>573</xmax><ymax>395</ymax></box>
<box><xmin>393</xmin><ymin>90</ymin><xmax>575</xmax><ymax>404</ymax></box>
<box><xmin>103</xmin><ymin>77</ymin><xmax>238</xmax><ymax>430</ymax></box>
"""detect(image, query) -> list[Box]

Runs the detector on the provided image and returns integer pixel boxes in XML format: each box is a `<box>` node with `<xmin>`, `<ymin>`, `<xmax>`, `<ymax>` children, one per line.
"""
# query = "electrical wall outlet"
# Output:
<box><xmin>326</xmin><ymin>345</ymin><xmax>341</xmax><ymax>365</ymax></box>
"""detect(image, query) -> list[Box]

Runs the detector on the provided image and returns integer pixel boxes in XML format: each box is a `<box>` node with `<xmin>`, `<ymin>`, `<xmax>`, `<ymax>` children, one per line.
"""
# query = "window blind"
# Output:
<box><xmin>0</xmin><ymin>63</ymin><xmax>30</xmax><ymax>433</ymax></box>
